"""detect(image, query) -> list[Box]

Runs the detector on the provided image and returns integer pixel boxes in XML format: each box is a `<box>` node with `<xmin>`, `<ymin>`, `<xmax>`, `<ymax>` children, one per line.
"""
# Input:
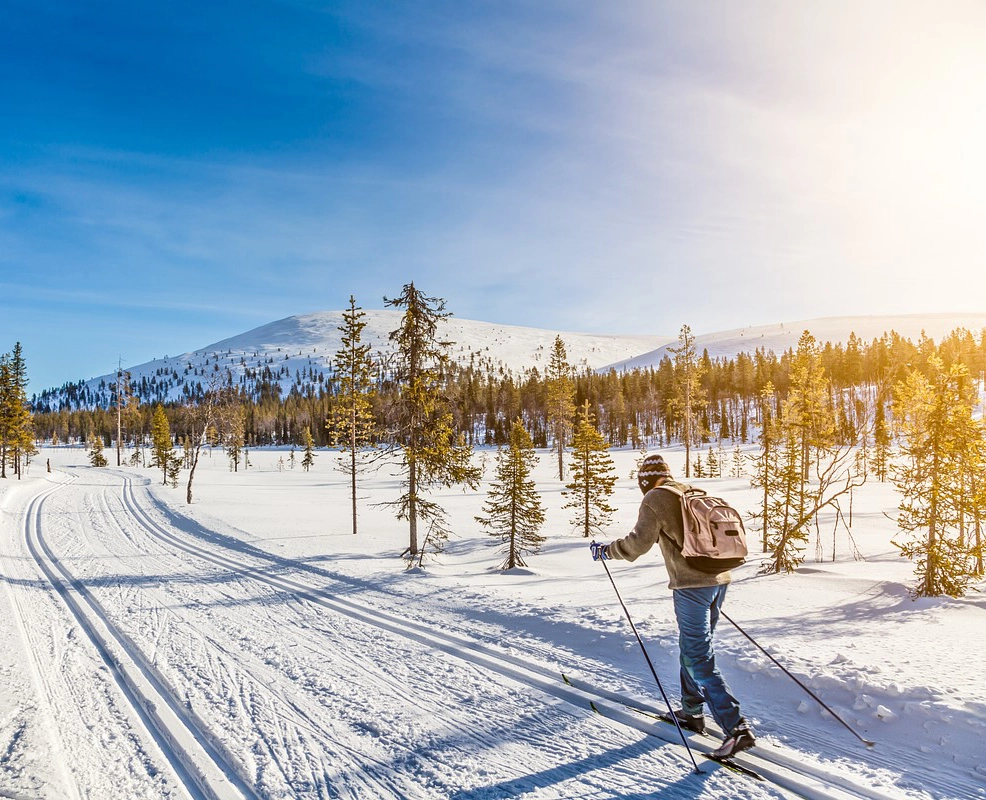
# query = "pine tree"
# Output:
<box><xmin>0</xmin><ymin>344</ymin><xmax>34</xmax><ymax>480</ymax></box>
<box><xmin>545</xmin><ymin>336</ymin><xmax>576</xmax><ymax>481</ymax></box>
<box><xmin>760</xmin><ymin>333</ymin><xmax>838</xmax><ymax>573</ymax></box>
<box><xmin>707</xmin><ymin>444</ymin><xmax>719</xmax><ymax>478</ymax></box>
<box><xmin>385</xmin><ymin>283</ymin><xmax>480</xmax><ymax>563</ymax></box>
<box><xmin>327</xmin><ymin>296</ymin><xmax>377</xmax><ymax>535</ymax></box>
<box><xmin>749</xmin><ymin>383</ymin><xmax>780</xmax><ymax>553</ymax></box>
<box><xmin>166</xmin><ymin>451</ymin><xmax>182</xmax><ymax>487</ymax></box>
<box><xmin>150</xmin><ymin>404</ymin><xmax>173</xmax><ymax>485</ymax></box>
<box><xmin>226</xmin><ymin>405</ymin><xmax>245</xmax><ymax>471</ymax></box>
<box><xmin>764</xmin><ymin>419</ymin><xmax>814</xmax><ymax>573</ymax></box>
<box><xmin>87</xmin><ymin>432</ymin><xmax>108</xmax><ymax>467</ymax></box>
<box><xmin>563</xmin><ymin>401</ymin><xmax>617</xmax><ymax>538</ymax></box>
<box><xmin>476</xmin><ymin>419</ymin><xmax>546</xmax><ymax>569</ymax></box>
<box><xmin>731</xmin><ymin>443</ymin><xmax>745</xmax><ymax>478</ymax></box>
<box><xmin>892</xmin><ymin>355</ymin><xmax>982</xmax><ymax>596</ymax></box>
<box><xmin>872</xmin><ymin>400</ymin><xmax>891</xmax><ymax>482</ymax></box>
<box><xmin>668</xmin><ymin>325</ymin><xmax>706</xmax><ymax>478</ymax></box>
<box><xmin>786</xmin><ymin>331</ymin><xmax>835</xmax><ymax>480</ymax></box>
<box><xmin>301</xmin><ymin>427</ymin><xmax>316</xmax><ymax>472</ymax></box>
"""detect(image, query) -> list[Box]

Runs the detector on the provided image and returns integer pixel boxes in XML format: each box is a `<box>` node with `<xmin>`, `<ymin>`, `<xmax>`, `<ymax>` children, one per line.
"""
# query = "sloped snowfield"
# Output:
<box><xmin>1</xmin><ymin>445</ymin><xmax>982</xmax><ymax>800</ymax></box>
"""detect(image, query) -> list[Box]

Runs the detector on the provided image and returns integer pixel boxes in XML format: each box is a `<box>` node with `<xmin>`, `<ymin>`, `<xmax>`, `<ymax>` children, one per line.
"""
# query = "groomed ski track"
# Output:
<box><xmin>1</xmin><ymin>468</ymin><xmax>930</xmax><ymax>799</ymax></box>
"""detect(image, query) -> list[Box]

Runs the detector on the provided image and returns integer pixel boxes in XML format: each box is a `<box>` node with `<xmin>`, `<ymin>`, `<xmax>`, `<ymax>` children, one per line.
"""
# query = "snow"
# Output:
<box><xmin>608</xmin><ymin>313</ymin><xmax>986</xmax><ymax>369</ymax></box>
<box><xmin>65</xmin><ymin>311</ymin><xmax>673</xmax><ymax>405</ymax></box>
<box><xmin>1</xmin><ymin>444</ymin><xmax>983</xmax><ymax>800</ymax></box>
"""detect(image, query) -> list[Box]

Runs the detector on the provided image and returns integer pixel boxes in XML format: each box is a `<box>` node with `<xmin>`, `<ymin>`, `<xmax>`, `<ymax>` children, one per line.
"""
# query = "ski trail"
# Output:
<box><xmin>0</xmin><ymin>475</ymin><xmax>82</xmax><ymax>800</ymax></box>
<box><xmin>121</xmin><ymin>477</ymin><xmax>906</xmax><ymax>800</ymax></box>
<box><xmin>23</xmin><ymin>476</ymin><xmax>260</xmax><ymax>800</ymax></box>
<box><xmin>88</xmin><ymin>482</ymin><xmax>421</xmax><ymax>799</ymax></box>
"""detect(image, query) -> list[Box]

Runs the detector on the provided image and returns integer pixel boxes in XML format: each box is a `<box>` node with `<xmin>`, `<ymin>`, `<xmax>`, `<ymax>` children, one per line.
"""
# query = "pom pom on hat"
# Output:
<box><xmin>638</xmin><ymin>453</ymin><xmax>672</xmax><ymax>492</ymax></box>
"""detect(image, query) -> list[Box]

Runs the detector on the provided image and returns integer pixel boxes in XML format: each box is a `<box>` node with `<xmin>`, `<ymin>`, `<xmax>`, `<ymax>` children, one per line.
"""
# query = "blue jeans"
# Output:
<box><xmin>673</xmin><ymin>585</ymin><xmax>742</xmax><ymax>733</ymax></box>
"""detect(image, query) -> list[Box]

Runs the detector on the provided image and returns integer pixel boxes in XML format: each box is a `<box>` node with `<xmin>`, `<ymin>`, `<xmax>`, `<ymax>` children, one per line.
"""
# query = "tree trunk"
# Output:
<box><xmin>408</xmin><ymin>456</ymin><xmax>418</xmax><ymax>556</ymax></box>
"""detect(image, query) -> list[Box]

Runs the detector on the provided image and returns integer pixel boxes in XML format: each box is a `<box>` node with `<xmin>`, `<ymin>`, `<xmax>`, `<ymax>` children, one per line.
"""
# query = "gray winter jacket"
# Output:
<box><xmin>606</xmin><ymin>479</ymin><xmax>732</xmax><ymax>590</ymax></box>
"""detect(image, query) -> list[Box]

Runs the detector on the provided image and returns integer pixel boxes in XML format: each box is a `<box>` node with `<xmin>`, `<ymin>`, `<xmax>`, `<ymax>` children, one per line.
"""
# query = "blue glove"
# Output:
<box><xmin>589</xmin><ymin>540</ymin><xmax>609</xmax><ymax>561</ymax></box>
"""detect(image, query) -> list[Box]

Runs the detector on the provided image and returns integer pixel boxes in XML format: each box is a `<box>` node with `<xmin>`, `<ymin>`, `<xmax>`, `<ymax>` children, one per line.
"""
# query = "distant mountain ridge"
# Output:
<box><xmin>32</xmin><ymin>311</ymin><xmax>986</xmax><ymax>410</ymax></box>
<box><xmin>608</xmin><ymin>313</ymin><xmax>986</xmax><ymax>371</ymax></box>
<box><xmin>32</xmin><ymin>310</ymin><xmax>673</xmax><ymax>409</ymax></box>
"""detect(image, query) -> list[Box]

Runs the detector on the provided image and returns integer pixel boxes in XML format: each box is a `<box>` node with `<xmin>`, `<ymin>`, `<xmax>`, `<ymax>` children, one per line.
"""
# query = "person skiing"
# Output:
<box><xmin>589</xmin><ymin>453</ymin><xmax>755</xmax><ymax>759</ymax></box>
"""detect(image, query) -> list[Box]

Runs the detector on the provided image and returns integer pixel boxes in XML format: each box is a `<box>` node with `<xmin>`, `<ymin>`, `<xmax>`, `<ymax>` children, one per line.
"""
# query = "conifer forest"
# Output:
<box><xmin>8</xmin><ymin>306</ymin><xmax>986</xmax><ymax>597</ymax></box>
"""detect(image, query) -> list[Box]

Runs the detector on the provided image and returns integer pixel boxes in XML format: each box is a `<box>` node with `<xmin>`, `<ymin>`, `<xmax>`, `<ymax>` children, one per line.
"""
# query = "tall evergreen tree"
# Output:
<box><xmin>87</xmin><ymin>431</ymin><xmax>108</xmax><ymax>467</ymax></box>
<box><xmin>476</xmin><ymin>419</ymin><xmax>546</xmax><ymax>569</ymax></box>
<box><xmin>786</xmin><ymin>331</ymin><xmax>835</xmax><ymax>480</ymax></box>
<box><xmin>385</xmin><ymin>283</ymin><xmax>480</xmax><ymax>563</ymax></box>
<box><xmin>327</xmin><ymin>296</ymin><xmax>378</xmax><ymax>535</ymax></box>
<box><xmin>301</xmin><ymin>426</ymin><xmax>316</xmax><ymax>472</ymax></box>
<box><xmin>892</xmin><ymin>355</ymin><xmax>982</xmax><ymax>596</ymax></box>
<box><xmin>668</xmin><ymin>325</ymin><xmax>706</xmax><ymax>478</ymax></box>
<box><xmin>0</xmin><ymin>344</ymin><xmax>34</xmax><ymax>480</ymax></box>
<box><xmin>150</xmin><ymin>404</ymin><xmax>172</xmax><ymax>485</ymax></box>
<box><xmin>225</xmin><ymin>405</ymin><xmax>245</xmax><ymax>471</ymax></box>
<box><xmin>545</xmin><ymin>336</ymin><xmax>576</xmax><ymax>481</ymax></box>
<box><xmin>563</xmin><ymin>401</ymin><xmax>618</xmax><ymax>538</ymax></box>
<box><xmin>749</xmin><ymin>383</ymin><xmax>778</xmax><ymax>552</ymax></box>
<box><xmin>757</xmin><ymin>333</ymin><xmax>843</xmax><ymax>573</ymax></box>
<box><xmin>872</xmin><ymin>400</ymin><xmax>891</xmax><ymax>482</ymax></box>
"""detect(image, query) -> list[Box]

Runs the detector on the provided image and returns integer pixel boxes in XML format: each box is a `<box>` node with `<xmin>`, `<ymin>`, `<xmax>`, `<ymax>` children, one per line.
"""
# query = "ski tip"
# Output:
<box><xmin>561</xmin><ymin>673</ymin><xmax>571</xmax><ymax>685</ymax></box>
<box><xmin>589</xmin><ymin>701</ymin><xmax>600</xmax><ymax>714</ymax></box>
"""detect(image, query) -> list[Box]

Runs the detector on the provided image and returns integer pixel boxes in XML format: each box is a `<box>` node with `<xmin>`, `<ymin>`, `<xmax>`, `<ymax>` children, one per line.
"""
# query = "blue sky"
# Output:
<box><xmin>3</xmin><ymin>1</ymin><xmax>986</xmax><ymax>391</ymax></box>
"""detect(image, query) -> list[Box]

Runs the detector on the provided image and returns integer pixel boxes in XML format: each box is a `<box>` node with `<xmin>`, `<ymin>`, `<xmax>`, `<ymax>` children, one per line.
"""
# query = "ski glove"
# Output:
<box><xmin>589</xmin><ymin>541</ymin><xmax>609</xmax><ymax>561</ymax></box>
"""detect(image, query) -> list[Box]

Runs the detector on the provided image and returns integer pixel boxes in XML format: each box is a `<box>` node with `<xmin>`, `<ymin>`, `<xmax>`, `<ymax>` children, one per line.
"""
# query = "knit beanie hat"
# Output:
<box><xmin>638</xmin><ymin>453</ymin><xmax>672</xmax><ymax>493</ymax></box>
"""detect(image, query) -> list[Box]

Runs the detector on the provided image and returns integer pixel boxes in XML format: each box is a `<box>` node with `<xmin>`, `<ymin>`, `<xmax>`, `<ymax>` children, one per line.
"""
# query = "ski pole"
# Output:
<box><xmin>595</xmin><ymin>548</ymin><xmax>703</xmax><ymax>774</ymax></box>
<box><xmin>720</xmin><ymin>610</ymin><xmax>876</xmax><ymax>748</ymax></box>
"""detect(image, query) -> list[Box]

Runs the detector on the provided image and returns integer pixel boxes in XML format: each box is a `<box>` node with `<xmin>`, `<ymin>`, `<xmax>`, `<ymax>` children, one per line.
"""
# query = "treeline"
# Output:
<box><xmin>30</xmin><ymin>326</ymin><xmax>986</xmax><ymax>455</ymax></box>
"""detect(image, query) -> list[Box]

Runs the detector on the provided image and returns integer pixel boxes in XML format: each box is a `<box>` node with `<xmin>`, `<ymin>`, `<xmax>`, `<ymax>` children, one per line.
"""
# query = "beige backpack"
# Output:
<box><xmin>657</xmin><ymin>484</ymin><xmax>748</xmax><ymax>573</ymax></box>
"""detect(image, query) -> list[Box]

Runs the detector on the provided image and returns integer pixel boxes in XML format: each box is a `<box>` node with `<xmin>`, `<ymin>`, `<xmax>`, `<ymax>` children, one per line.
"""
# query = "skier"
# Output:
<box><xmin>589</xmin><ymin>453</ymin><xmax>756</xmax><ymax>759</ymax></box>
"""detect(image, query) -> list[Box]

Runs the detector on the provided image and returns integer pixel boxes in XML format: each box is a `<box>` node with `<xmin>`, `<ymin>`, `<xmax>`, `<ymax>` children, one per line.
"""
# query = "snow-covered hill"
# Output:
<box><xmin>607</xmin><ymin>313</ymin><xmax>986</xmax><ymax>370</ymax></box>
<box><xmin>34</xmin><ymin>311</ymin><xmax>986</xmax><ymax>410</ymax></box>
<box><xmin>38</xmin><ymin>310</ymin><xmax>672</xmax><ymax>408</ymax></box>
<box><xmin>205</xmin><ymin>310</ymin><xmax>672</xmax><ymax>374</ymax></box>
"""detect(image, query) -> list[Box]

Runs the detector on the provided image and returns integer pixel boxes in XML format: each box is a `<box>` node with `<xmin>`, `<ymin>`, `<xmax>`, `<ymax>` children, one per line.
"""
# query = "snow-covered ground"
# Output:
<box><xmin>1</xmin><ymin>444</ymin><xmax>983</xmax><ymax>800</ymax></box>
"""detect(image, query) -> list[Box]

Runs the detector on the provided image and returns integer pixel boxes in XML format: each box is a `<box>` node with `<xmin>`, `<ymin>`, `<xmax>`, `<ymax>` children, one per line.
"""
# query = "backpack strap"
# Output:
<box><xmin>654</xmin><ymin>483</ymin><xmax>706</xmax><ymax>499</ymax></box>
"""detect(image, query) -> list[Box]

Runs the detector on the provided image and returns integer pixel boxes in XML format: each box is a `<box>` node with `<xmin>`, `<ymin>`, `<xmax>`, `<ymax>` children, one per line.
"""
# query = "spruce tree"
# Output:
<box><xmin>749</xmin><ymin>383</ymin><xmax>780</xmax><ymax>552</ymax></box>
<box><xmin>563</xmin><ymin>401</ymin><xmax>617</xmax><ymax>538</ymax></box>
<box><xmin>476</xmin><ymin>419</ymin><xmax>546</xmax><ymax>569</ymax></box>
<box><xmin>301</xmin><ymin>427</ymin><xmax>316</xmax><ymax>472</ymax></box>
<box><xmin>668</xmin><ymin>325</ymin><xmax>706</xmax><ymax>478</ymax></box>
<box><xmin>226</xmin><ymin>406</ymin><xmax>245</xmax><ymax>471</ymax></box>
<box><xmin>327</xmin><ymin>296</ymin><xmax>378</xmax><ymax>535</ymax></box>
<box><xmin>87</xmin><ymin>432</ymin><xmax>108</xmax><ymax>467</ymax></box>
<box><xmin>764</xmin><ymin>419</ymin><xmax>814</xmax><ymax>573</ymax></box>
<box><xmin>150</xmin><ymin>404</ymin><xmax>173</xmax><ymax>485</ymax></box>
<box><xmin>0</xmin><ymin>354</ymin><xmax>14</xmax><ymax>480</ymax></box>
<box><xmin>892</xmin><ymin>355</ymin><xmax>982</xmax><ymax>596</ymax></box>
<box><xmin>872</xmin><ymin>400</ymin><xmax>891</xmax><ymax>482</ymax></box>
<box><xmin>545</xmin><ymin>336</ymin><xmax>576</xmax><ymax>481</ymax></box>
<box><xmin>385</xmin><ymin>283</ymin><xmax>480</xmax><ymax>563</ymax></box>
<box><xmin>759</xmin><ymin>333</ymin><xmax>838</xmax><ymax>573</ymax></box>
<box><xmin>0</xmin><ymin>344</ymin><xmax>34</xmax><ymax>480</ymax></box>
